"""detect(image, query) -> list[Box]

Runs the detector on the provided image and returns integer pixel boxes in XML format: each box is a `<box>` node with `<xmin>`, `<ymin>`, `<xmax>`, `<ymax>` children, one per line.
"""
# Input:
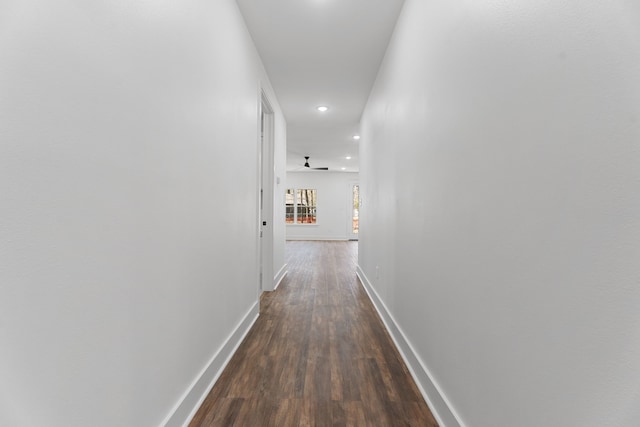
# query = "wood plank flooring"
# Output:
<box><xmin>189</xmin><ymin>241</ymin><xmax>438</xmax><ymax>427</ymax></box>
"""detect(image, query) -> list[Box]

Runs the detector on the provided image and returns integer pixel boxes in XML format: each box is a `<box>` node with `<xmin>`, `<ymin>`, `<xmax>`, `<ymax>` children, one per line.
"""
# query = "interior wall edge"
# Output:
<box><xmin>273</xmin><ymin>264</ymin><xmax>288</xmax><ymax>291</ymax></box>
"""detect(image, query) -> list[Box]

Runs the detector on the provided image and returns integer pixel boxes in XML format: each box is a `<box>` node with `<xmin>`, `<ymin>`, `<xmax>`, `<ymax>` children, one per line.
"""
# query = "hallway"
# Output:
<box><xmin>189</xmin><ymin>241</ymin><xmax>438</xmax><ymax>426</ymax></box>
<box><xmin>3</xmin><ymin>1</ymin><xmax>639</xmax><ymax>425</ymax></box>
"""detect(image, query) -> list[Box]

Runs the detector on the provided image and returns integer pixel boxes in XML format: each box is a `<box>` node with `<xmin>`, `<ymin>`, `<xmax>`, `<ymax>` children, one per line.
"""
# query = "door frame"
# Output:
<box><xmin>257</xmin><ymin>90</ymin><xmax>275</xmax><ymax>293</ymax></box>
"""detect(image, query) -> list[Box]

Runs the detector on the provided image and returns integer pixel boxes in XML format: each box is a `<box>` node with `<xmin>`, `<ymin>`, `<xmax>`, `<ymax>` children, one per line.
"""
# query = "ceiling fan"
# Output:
<box><xmin>303</xmin><ymin>156</ymin><xmax>329</xmax><ymax>170</ymax></box>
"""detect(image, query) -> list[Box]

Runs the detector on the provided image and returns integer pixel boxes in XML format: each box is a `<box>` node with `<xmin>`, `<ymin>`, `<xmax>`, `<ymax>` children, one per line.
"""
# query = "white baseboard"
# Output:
<box><xmin>356</xmin><ymin>266</ymin><xmax>465</xmax><ymax>427</ymax></box>
<box><xmin>161</xmin><ymin>301</ymin><xmax>260</xmax><ymax>427</ymax></box>
<box><xmin>273</xmin><ymin>264</ymin><xmax>287</xmax><ymax>290</ymax></box>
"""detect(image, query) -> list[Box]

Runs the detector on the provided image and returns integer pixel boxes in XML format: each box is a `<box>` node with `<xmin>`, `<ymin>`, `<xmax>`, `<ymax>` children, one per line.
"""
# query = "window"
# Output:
<box><xmin>285</xmin><ymin>188</ymin><xmax>317</xmax><ymax>224</ymax></box>
<box><xmin>352</xmin><ymin>184</ymin><xmax>359</xmax><ymax>234</ymax></box>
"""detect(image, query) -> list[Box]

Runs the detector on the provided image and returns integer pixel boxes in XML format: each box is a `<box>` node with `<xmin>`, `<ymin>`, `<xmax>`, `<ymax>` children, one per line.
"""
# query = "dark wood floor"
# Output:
<box><xmin>189</xmin><ymin>241</ymin><xmax>438</xmax><ymax>427</ymax></box>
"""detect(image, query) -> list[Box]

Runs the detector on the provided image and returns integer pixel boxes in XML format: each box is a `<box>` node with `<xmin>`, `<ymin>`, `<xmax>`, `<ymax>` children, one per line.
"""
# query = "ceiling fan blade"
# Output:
<box><xmin>302</xmin><ymin>156</ymin><xmax>328</xmax><ymax>170</ymax></box>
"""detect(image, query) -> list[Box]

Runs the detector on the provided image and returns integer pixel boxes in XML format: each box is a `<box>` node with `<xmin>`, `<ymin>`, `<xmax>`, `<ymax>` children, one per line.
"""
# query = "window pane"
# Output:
<box><xmin>296</xmin><ymin>189</ymin><xmax>316</xmax><ymax>224</ymax></box>
<box><xmin>285</xmin><ymin>189</ymin><xmax>294</xmax><ymax>223</ymax></box>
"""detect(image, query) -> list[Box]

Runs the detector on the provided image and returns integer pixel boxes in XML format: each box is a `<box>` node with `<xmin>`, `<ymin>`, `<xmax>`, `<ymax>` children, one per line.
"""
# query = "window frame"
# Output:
<box><xmin>285</xmin><ymin>188</ymin><xmax>317</xmax><ymax>225</ymax></box>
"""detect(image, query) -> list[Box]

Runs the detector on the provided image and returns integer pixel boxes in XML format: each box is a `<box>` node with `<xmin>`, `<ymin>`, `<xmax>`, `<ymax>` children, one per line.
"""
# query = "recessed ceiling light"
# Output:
<box><xmin>317</xmin><ymin>106</ymin><xmax>328</xmax><ymax>112</ymax></box>
<box><xmin>345</xmin><ymin>156</ymin><xmax>351</xmax><ymax>160</ymax></box>
<box><xmin>353</xmin><ymin>135</ymin><xmax>360</xmax><ymax>140</ymax></box>
<box><xmin>341</xmin><ymin>167</ymin><xmax>346</xmax><ymax>170</ymax></box>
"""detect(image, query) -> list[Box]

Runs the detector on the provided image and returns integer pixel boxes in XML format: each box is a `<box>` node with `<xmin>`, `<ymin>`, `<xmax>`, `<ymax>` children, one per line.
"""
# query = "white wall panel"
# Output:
<box><xmin>360</xmin><ymin>1</ymin><xmax>640</xmax><ymax>425</ymax></box>
<box><xmin>0</xmin><ymin>1</ymin><xmax>285</xmax><ymax>425</ymax></box>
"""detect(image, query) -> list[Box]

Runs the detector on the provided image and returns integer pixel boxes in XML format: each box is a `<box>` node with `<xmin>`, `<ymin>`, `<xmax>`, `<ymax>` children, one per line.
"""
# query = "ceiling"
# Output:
<box><xmin>236</xmin><ymin>0</ymin><xmax>405</xmax><ymax>172</ymax></box>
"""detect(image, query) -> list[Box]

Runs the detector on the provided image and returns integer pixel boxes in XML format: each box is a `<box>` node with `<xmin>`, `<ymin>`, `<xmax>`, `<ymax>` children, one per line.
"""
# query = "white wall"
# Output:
<box><xmin>359</xmin><ymin>1</ymin><xmax>640</xmax><ymax>426</ymax></box>
<box><xmin>285</xmin><ymin>172</ymin><xmax>358</xmax><ymax>240</ymax></box>
<box><xmin>0</xmin><ymin>1</ymin><xmax>285</xmax><ymax>426</ymax></box>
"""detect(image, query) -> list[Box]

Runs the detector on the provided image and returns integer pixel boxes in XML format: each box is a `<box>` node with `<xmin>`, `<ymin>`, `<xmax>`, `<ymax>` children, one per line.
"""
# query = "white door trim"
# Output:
<box><xmin>258</xmin><ymin>90</ymin><xmax>275</xmax><ymax>292</ymax></box>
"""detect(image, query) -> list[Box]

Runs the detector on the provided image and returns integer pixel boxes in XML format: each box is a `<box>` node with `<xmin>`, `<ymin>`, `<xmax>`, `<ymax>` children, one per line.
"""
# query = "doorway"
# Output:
<box><xmin>258</xmin><ymin>92</ymin><xmax>275</xmax><ymax>292</ymax></box>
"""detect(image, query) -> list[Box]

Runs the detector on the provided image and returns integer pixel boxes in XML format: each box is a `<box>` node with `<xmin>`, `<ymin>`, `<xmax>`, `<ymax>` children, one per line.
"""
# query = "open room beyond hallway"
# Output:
<box><xmin>189</xmin><ymin>241</ymin><xmax>437</xmax><ymax>426</ymax></box>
